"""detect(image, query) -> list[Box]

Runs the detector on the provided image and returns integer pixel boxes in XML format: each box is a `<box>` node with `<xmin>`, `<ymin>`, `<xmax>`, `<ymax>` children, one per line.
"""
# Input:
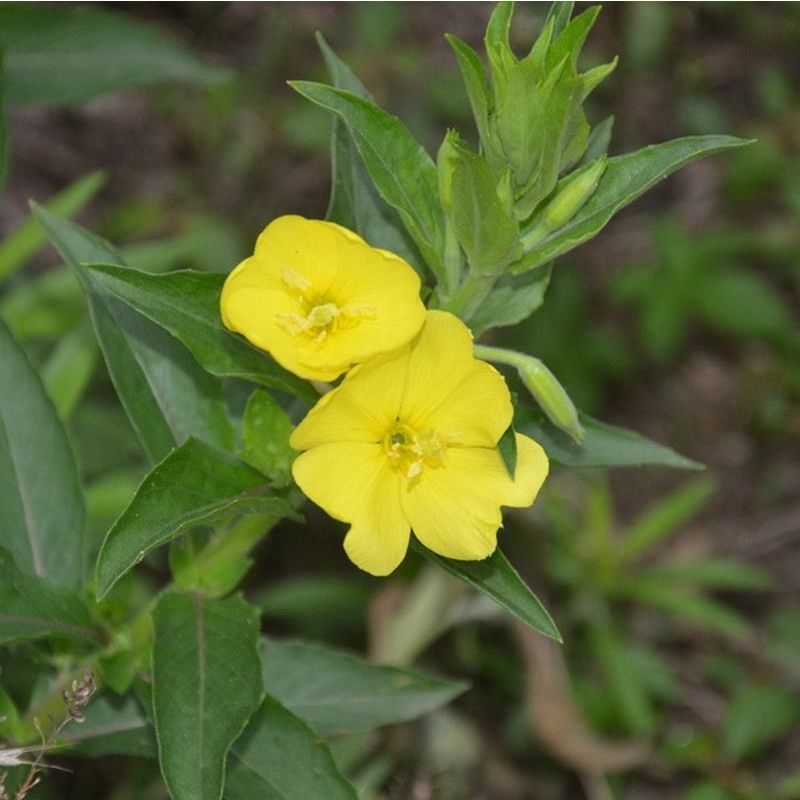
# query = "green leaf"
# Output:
<box><xmin>226</xmin><ymin>695</ymin><xmax>357</xmax><ymax>800</ymax></box>
<box><xmin>517</xmin><ymin>408</ymin><xmax>701</xmax><ymax>470</ymax></box>
<box><xmin>316</xmin><ymin>34</ymin><xmax>422</xmax><ymax>272</ymax></box>
<box><xmin>153</xmin><ymin>592</ymin><xmax>263</xmax><ymax>800</ymax></box>
<box><xmin>469</xmin><ymin>263</ymin><xmax>552</xmax><ymax>336</ymax></box>
<box><xmin>41</xmin><ymin>325</ymin><xmax>98</xmax><ymax>420</ymax></box>
<box><xmin>59</xmin><ymin>693</ymin><xmax>156</xmax><ymax>758</ymax></box>
<box><xmin>635</xmin><ymin>558</ymin><xmax>771</xmax><ymax>591</ymax></box>
<box><xmin>412</xmin><ymin>541</ymin><xmax>561</xmax><ymax>641</ymax></box>
<box><xmin>34</xmin><ymin>207</ymin><xmax>237</xmax><ymax>462</ymax></box>
<box><xmin>289</xmin><ymin>81</ymin><xmax>445</xmax><ymax>279</ymax></box>
<box><xmin>0</xmin><ymin>4</ymin><xmax>229</xmax><ymax>105</ymax></box>
<box><xmin>0</xmin><ymin>267</ymin><xmax>83</xmax><ymax>341</ymax></box>
<box><xmin>617</xmin><ymin>579</ymin><xmax>750</xmax><ymax>639</ymax></box>
<box><xmin>697</xmin><ymin>267</ymin><xmax>797</xmax><ymax>342</ymax></box>
<box><xmin>445</xmin><ymin>138</ymin><xmax>521</xmax><ymax>275</ymax></box>
<box><xmin>722</xmin><ymin>683</ymin><xmax>800</xmax><ymax>762</ymax></box>
<box><xmin>83</xmin><ymin>263</ymin><xmax>315</xmax><ymax>404</ymax></box>
<box><xmin>0</xmin><ymin>548</ymin><xmax>98</xmax><ymax>645</ymax></box>
<box><xmin>620</xmin><ymin>476</ymin><xmax>716</xmax><ymax>561</ymax></box>
<box><xmin>579</xmin><ymin>115</ymin><xmax>615</xmax><ymax>166</ymax></box>
<box><xmin>241</xmin><ymin>389</ymin><xmax>294</xmax><ymax>487</ymax></box>
<box><xmin>0</xmin><ymin>317</ymin><xmax>86</xmax><ymax>589</ymax></box>
<box><xmin>0</xmin><ymin>171</ymin><xmax>106</xmax><ymax>284</ymax></box>
<box><xmin>545</xmin><ymin>1</ymin><xmax>575</xmax><ymax>39</ymax></box>
<box><xmin>95</xmin><ymin>437</ymin><xmax>297</xmax><ymax>599</ymax></box>
<box><xmin>588</xmin><ymin>617</ymin><xmax>655</xmax><ymax>736</ymax></box>
<box><xmin>445</xmin><ymin>35</ymin><xmax>492</xmax><ymax>154</ymax></box>
<box><xmin>514</xmin><ymin>135</ymin><xmax>751</xmax><ymax>272</ymax></box>
<box><xmin>260</xmin><ymin>639</ymin><xmax>467</xmax><ymax>735</ymax></box>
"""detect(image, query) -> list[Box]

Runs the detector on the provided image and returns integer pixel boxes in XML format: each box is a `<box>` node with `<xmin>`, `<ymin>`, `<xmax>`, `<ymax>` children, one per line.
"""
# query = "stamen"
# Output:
<box><xmin>384</xmin><ymin>422</ymin><xmax>448</xmax><ymax>481</ymax></box>
<box><xmin>281</xmin><ymin>267</ymin><xmax>311</xmax><ymax>293</ymax></box>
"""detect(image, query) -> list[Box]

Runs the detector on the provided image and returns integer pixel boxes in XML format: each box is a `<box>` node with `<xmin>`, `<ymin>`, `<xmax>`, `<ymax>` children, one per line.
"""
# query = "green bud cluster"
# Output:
<box><xmin>442</xmin><ymin>2</ymin><xmax>616</xmax><ymax>280</ymax></box>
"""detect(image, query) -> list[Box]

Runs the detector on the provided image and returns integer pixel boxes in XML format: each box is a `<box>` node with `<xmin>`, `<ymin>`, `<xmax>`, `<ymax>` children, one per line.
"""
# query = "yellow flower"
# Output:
<box><xmin>290</xmin><ymin>310</ymin><xmax>549</xmax><ymax>575</ymax></box>
<box><xmin>221</xmin><ymin>215</ymin><xmax>426</xmax><ymax>381</ymax></box>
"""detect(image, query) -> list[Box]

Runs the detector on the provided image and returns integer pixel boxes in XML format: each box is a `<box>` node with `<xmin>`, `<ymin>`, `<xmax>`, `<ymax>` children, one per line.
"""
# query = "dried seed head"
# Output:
<box><xmin>62</xmin><ymin>668</ymin><xmax>96</xmax><ymax>724</ymax></box>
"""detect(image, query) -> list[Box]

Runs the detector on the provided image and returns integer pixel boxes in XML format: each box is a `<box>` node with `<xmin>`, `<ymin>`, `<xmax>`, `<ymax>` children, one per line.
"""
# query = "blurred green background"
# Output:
<box><xmin>1</xmin><ymin>3</ymin><xmax>799</xmax><ymax>799</ymax></box>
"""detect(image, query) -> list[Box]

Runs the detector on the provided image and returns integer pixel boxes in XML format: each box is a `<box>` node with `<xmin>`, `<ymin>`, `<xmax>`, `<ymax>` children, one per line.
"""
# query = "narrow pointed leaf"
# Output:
<box><xmin>0</xmin><ymin>4</ymin><xmax>229</xmax><ymax>105</ymax></box>
<box><xmin>412</xmin><ymin>541</ymin><xmax>561</xmax><ymax>641</ymax></box>
<box><xmin>260</xmin><ymin>639</ymin><xmax>467</xmax><ymax>735</ymax></box>
<box><xmin>226</xmin><ymin>695</ymin><xmax>357</xmax><ymax>800</ymax></box>
<box><xmin>95</xmin><ymin>437</ymin><xmax>298</xmax><ymax>599</ymax></box>
<box><xmin>0</xmin><ymin>170</ymin><xmax>106</xmax><ymax>284</ymax></box>
<box><xmin>317</xmin><ymin>34</ymin><xmax>422</xmax><ymax>271</ymax></box>
<box><xmin>514</xmin><ymin>135</ymin><xmax>751</xmax><ymax>272</ymax></box>
<box><xmin>0</xmin><ymin>549</ymin><xmax>98</xmax><ymax>644</ymax></box>
<box><xmin>83</xmin><ymin>263</ymin><xmax>315</xmax><ymax>404</ymax></box>
<box><xmin>517</xmin><ymin>408</ymin><xmax>701</xmax><ymax>470</ymax></box>
<box><xmin>153</xmin><ymin>592</ymin><xmax>263</xmax><ymax>800</ymax></box>
<box><xmin>0</xmin><ymin>318</ymin><xmax>85</xmax><ymax>589</ymax></box>
<box><xmin>290</xmin><ymin>81</ymin><xmax>445</xmax><ymax>279</ymax></box>
<box><xmin>34</xmin><ymin>207</ymin><xmax>237</xmax><ymax>462</ymax></box>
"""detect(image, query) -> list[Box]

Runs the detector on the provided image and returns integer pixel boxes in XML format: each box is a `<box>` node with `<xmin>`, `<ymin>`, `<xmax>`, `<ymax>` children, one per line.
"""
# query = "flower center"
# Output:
<box><xmin>275</xmin><ymin>267</ymin><xmax>377</xmax><ymax>345</ymax></box>
<box><xmin>384</xmin><ymin>422</ymin><xmax>448</xmax><ymax>481</ymax></box>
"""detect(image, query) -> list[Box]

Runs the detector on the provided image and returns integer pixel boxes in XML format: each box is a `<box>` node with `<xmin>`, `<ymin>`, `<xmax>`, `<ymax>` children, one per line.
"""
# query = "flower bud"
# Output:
<box><xmin>543</xmin><ymin>156</ymin><xmax>607</xmax><ymax>231</ymax></box>
<box><xmin>518</xmin><ymin>357</ymin><xmax>584</xmax><ymax>443</ymax></box>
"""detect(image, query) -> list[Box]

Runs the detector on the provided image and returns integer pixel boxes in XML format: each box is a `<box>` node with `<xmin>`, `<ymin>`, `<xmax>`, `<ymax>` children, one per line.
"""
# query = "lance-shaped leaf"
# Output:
<box><xmin>317</xmin><ymin>34</ymin><xmax>422</xmax><ymax>272</ymax></box>
<box><xmin>443</xmin><ymin>134</ymin><xmax>521</xmax><ymax>275</ymax></box>
<box><xmin>290</xmin><ymin>80</ymin><xmax>446</xmax><ymax>280</ymax></box>
<box><xmin>412</xmin><ymin>541</ymin><xmax>561</xmax><ymax>642</ymax></box>
<box><xmin>517</xmin><ymin>408</ymin><xmax>701</xmax><ymax>470</ymax></box>
<box><xmin>0</xmin><ymin>170</ymin><xmax>106</xmax><ymax>285</ymax></box>
<box><xmin>514</xmin><ymin>135</ymin><xmax>751</xmax><ymax>273</ymax></box>
<box><xmin>225</xmin><ymin>695</ymin><xmax>357</xmax><ymax>800</ymax></box>
<box><xmin>445</xmin><ymin>35</ymin><xmax>493</xmax><ymax>158</ymax></box>
<box><xmin>0</xmin><ymin>318</ymin><xmax>86</xmax><ymax>589</ymax></box>
<box><xmin>152</xmin><ymin>592</ymin><xmax>263</xmax><ymax>800</ymax></box>
<box><xmin>260</xmin><ymin>639</ymin><xmax>467</xmax><ymax>735</ymax></box>
<box><xmin>95</xmin><ymin>438</ymin><xmax>298</xmax><ymax>599</ymax></box>
<box><xmin>0</xmin><ymin>549</ymin><xmax>98</xmax><ymax>644</ymax></box>
<box><xmin>83</xmin><ymin>263</ymin><xmax>315</xmax><ymax>405</ymax></box>
<box><xmin>33</xmin><ymin>207</ymin><xmax>236</xmax><ymax>463</ymax></box>
<box><xmin>0</xmin><ymin>4</ymin><xmax>229</xmax><ymax>105</ymax></box>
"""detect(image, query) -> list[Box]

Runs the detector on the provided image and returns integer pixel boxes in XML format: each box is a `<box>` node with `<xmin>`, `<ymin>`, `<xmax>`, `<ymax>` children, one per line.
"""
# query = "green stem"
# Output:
<box><xmin>473</xmin><ymin>343</ymin><xmax>528</xmax><ymax>370</ymax></box>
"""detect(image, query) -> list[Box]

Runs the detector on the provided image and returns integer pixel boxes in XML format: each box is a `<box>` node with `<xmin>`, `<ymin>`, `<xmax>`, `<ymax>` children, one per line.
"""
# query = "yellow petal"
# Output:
<box><xmin>290</xmin><ymin>349</ymin><xmax>410</xmax><ymax>450</ymax></box>
<box><xmin>399</xmin><ymin>311</ymin><xmax>476</xmax><ymax>430</ymax></box>
<box><xmin>221</xmin><ymin>215</ymin><xmax>425</xmax><ymax>381</ymax></box>
<box><xmin>400</xmin><ymin>436</ymin><xmax>548</xmax><ymax>560</ymax></box>
<box><xmin>422</xmin><ymin>360</ymin><xmax>513</xmax><ymax>447</ymax></box>
<box><xmin>344</xmin><ymin>465</ymin><xmax>409</xmax><ymax>576</ymax></box>
<box><xmin>502</xmin><ymin>433</ymin><xmax>549</xmax><ymax>507</ymax></box>
<box><xmin>253</xmin><ymin>215</ymin><xmax>340</xmax><ymax>292</ymax></box>
<box><xmin>291</xmin><ymin>441</ymin><xmax>384</xmax><ymax>521</ymax></box>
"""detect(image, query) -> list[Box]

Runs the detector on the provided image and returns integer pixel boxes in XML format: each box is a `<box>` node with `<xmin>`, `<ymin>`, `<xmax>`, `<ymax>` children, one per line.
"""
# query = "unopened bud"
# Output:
<box><xmin>518</xmin><ymin>357</ymin><xmax>584</xmax><ymax>443</ymax></box>
<box><xmin>543</xmin><ymin>156</ymin><xmax>606</xmax><ymax>231</ymax></box>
